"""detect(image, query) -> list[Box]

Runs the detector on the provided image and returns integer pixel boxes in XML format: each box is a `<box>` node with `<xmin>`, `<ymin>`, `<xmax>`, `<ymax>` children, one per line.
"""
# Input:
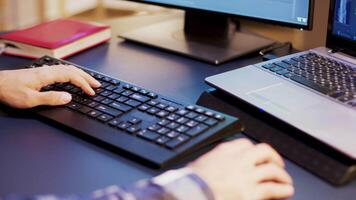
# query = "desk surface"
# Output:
<box><xmin>0</xmin><ymin>36</ymin><xmax>355</xmax><ymax>199</ymax></box>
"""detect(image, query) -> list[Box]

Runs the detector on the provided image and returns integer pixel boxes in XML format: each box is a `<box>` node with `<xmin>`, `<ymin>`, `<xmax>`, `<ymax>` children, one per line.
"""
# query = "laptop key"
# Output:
<box><xmin>290</xmin><ymin>75</ymin><xmax>331</xmax><ymax>95</ymax></box>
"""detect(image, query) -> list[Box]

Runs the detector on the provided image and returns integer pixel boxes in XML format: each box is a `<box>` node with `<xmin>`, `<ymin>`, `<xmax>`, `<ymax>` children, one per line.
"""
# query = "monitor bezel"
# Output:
<box><xmin>124</xmin><ymin>0</ymin><xmax>315</xmax><ymax>30</ymax></box>
<box><xmin>327</xmin><ymin>0</ymin><xmax>356</xmax><ymax>54</ymax></box>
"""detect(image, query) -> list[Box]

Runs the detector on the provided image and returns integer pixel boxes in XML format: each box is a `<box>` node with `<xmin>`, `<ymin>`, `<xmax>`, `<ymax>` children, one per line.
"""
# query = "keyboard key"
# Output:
<box><xmin>167</xmin><ymin>114</ymin><xmax>180</xmax><ymax>121</ymax></box>
<box><xmin>262</xmin><ymin>64</ymin><xmax>275</xmax><ymax>69</ymax></box>
<box><xmin>103</xmin><ymin>77</ymin><xmax>111</xmax><ymax>82</ymax></box>
<box><xmin>148</xmin><ymin>100</ymin><xmax>159</xmax><ymax>106</ymax></box>
<box><xmin>96</xmin><ymin>105</ymin><xmax>123</xmax><ymax>117</ymax></box>
<box><xmin>100</xmin><ymin>82</ymin><xmax>110</xmax><ymax>88</ymax></box>
<box><xmin>117</xmin><ymin>96</ymin><xmax>129</xmax><ymax>103</ymax></box>
<box><xmin>156</xmin><ymin>136</ymin><xmax>170</xmax><ymax>145</ymax></box>
<box><xmin>110</xmin><ymin>79</ymin><xmax>120</xmax><ymax>85</ymax></box>
<box><xmin>70</xmin><ymin>87</ymin><xmax>81</xmax><ymax>94</ymax></box>
<box><xmin>204</xmin><ymin>118</ymin><xmax>218</xmax><ymax>126</ymax></box>
<box><xmin>101</xmin><ymin>98</ymin><xmax>113</xmax><ymax>105</ymax></box>
<box><xmin>139</xmin><ymin>89</ymin><xmax>149</xmax><ymax>95</ymax></box>
<box><xmin>275</xmin><ymin>62</ymin><xmax>291</xmax><ymax>69</ymax></box>
<box><xmin>125</xmin><ymin>99</ymin><xmax>141</xmax><ymax>107</ymax></box>
<box><xmin>113</xmin><ymin>88</ymin><xmax>125</xmax><ymax>94</ymax></box>
<box><xmin>276</xmin><ymin>69</ymin><xmax>290</xmax><ymax>75</ymax></box>
<box><xmin>290</xmin><ymin>75</ymin><xmax>331</xmax><ymax>95</ymax></box>
<box><xmin>87</xmin><ymin>101</ymin><xmax>99</xmax><ymax>108</ymax></box>
<box><xmin>63</xmin><ymin>84</ymin><xmax>74</xmax><ymax>91</ymax></box>
<box><xmin>108</xmin><ymin>93</ymin><xmax>120</xmax><ymax>99</ymax></box>
<box><xmin>137</xmin><ymin>130</ymin><xmax>160</xmax><ymax>141</ymax></box>
<box><xmin>157</xmin><ymin>103</ymin><xmax>168</xmax><ymax>109</ymax></box>
<box><xmin>165</xmin><ymin>106</ymin><xmax>178</xmax><ymax>112</ymax></box>
<box><xmin>186</xmin><ymin>124</ymin><xmax>208</xmax><ymax>137</ymax></box>
<box><xmin>195</xmin><ymin>115</ymin><xmax>208</xmax><ymax>122</ymax></box>
<box><xmin>329</xmin><ymin>91</ymin><xmax>345</xmax><ymax>98</ymax></box>
<box><xmin>166</xmin><ymin>135</ymin><xmax>189</xmax><ymax>149</ymax></box>
<box><xmin>87</xmin><ymin>110</ymin><xmax>102</xmax><ymax>118</ymax></box>
<box><xmin>78</xmin><ymin>106</ymin><xmax>92</xmax><ymax>114</ymax></box>
<box><xmin>186</xmin><ymin>120</ymin><xmax>198</xmax><ymax>128</ymax></box>
<box><xmin>147</xmin><ymin>107</ymin><xmax>160</xmax><ymax>115</ymax></box>
<box><xmin>167</xmin><ymin>122</ymin><xmax>179</xmax><ymax>130</ymax></box>
<box><xmin>138</xmin><ymin>104</ymin><xmax>151</xmax><ymax>111</ymax></box>
<box><xmin>109</xmin><ymin>102</ymin><xmax>132</xmax><ymax>112</ymax></box>
<box><xmin>214</xmin><ymin>114</ymin><xmax>225</xmax><ymax>121</ymax></box>
<box><xmin>157</xmin><ymin>127</ymin><xmax>170</xmax><ymax>135</ymax></box>
<box><xmin>109</xmin><ymin>119</ymin><xmax>121</xmax><ymax>127</ymax></box>
<box><xmin>106</xmin><ymin>85</ymin><xmax>118</xmax><ymax>91</ymax></box>
<box><xmin>167</xmin><ymin>131</ymin><xmax>180</xmax><ymax>138</ymax></box>
<box><xmin>338</xmin><ymin>95</ymin><xmax>354</xmax><ymax>103</ymax></box>
<box><xmin>158</xmin><ymin>119</ymin><xmax>170</xmax><ymax>126</ymax></box>
<box><xmin>269</xmin><ymin>66</ymin><xmax>283</xmax><ymax>72</ymax></box>
<box><xmin>204</xmin><ymin>111</ymin><xmax>214</xmax><ymax>117</ymax></box>
<box><xmin>122</xmin><ymin>90</ymin><xmax>134</xmax><ymax>97</ymax></box>
<box><xmin>186</xmin><ymin>105</ymin><xmax>196</xmax><ymax>110</ymax></box>
<box><xmin>176</xmin><ymin>125</ymin><xmax>189</xmax><ymax>133</ymax></box>
<box><xmin>148</xmin><ymin>92</ymin><xmax>158</xmax><ymax>99</ymax></box>
<box><xmin>195</xmin><ymin>108</ymin><xmax>205</xmax><ymax>114</ymax></box>
<box><xmin>176</xmin><ymin>109</ymin><xmax>189</xmax><ymax>116</ymax></box>
<box><xmin>98</xmin><ymin>114</ymin><xmax>113</xmax><ymax>122</ymax></box>
<box><xmin>67</xmin><ymin>103</ymin><xmax>82</xmax><ymax>111</ymax></box>
<box><xmin>131</xmin><ymin>86</ymin><xmax>140</xmax><ymax>92</ymax></box>
<box><xmin>176</xmin><ymin>117</ymin><xmax>189</xmax><ymax>124</ymax></box>
<box><xmin>123</xmin><ymin>84</ymin><xmax>132</xmax><ymax>89</ymax></box>
<box><xmin>127</xmin><ymin>126</ymin><xmax>141</xmax><ymax>134</ymax></box>
<box><xmin>185</xmin><ymin>112</ymin><xmax>198</xmax><ymax>119</ymax></box>
<box><xmin>156</xmin><ymin>110</ymin><xmax>169</xmax><ymax>118</ymax></box>
<box><xmin>118</xmin><ymin>122</ymin><xmax>131</xmax><ymax>130</ymax></box>
<box><xmin>148</xmin><ymin>124</ymin><xmax>161</xmax><ymax>132</ymax></box>
<box><xmin>130</xmin><ymin>93</ymin><xmax>150</xmax><ymax>103</ymax></box>
<box><xmin>93</xmin><ymin>95</ymin><xmax>105</xmax><ymax>102</ymax></box>
<box><xmin>128</xmin><ymin>118</ymin><xmax>142</xmax><ymax>125</ymax></box>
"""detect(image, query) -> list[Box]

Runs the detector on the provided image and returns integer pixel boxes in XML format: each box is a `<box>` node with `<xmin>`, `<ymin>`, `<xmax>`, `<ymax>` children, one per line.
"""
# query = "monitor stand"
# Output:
<box><xmin>119</xmin><ymin>11</ymin><xmax>275</xmax><ymax>65</ymax></box>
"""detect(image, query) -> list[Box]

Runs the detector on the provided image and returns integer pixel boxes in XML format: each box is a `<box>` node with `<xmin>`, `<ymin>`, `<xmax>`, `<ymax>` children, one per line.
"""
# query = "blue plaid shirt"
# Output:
<box><xmin>1</xmin><ymin>169</ymin><xmax>214</xmax><ymax>200</ymax></box>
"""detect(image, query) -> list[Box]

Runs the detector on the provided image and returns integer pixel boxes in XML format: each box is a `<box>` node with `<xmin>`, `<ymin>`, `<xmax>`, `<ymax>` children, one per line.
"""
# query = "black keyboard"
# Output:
<box><xmin>28</xmin><ymin>56</ymin><xmax>242</xmax><ymax>168</ymax></box>
<box><xmin>261</xmin><ymin>52</ymin><xmax>356</xmax><ymax>108</ymax></box>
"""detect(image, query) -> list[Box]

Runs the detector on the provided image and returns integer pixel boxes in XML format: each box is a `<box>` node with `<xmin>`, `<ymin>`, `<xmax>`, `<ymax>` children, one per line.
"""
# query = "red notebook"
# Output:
<box><xmin>0</xmin><ymin>19</ymin><xmax>111</xmax><ymax>59</ymax></box>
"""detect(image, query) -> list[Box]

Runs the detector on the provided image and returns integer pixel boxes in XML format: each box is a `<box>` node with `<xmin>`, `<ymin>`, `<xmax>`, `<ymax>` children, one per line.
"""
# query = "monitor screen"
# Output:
<box><xmin>135</xmin><ymin>0</ymin><xmax>312</xmax><ymax>27</ymax></box>
<box><xmin>332</xmin><ymin>0</ymin><xmax>356</xmax><ymax>42</ymax></box>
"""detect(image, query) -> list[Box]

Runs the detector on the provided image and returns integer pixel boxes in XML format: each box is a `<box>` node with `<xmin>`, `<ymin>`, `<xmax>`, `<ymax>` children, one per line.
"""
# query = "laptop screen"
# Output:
<box><xmin>332</xmin><ymin>0</ymin><xmax>356</xmax><ymax>42</ymax></box>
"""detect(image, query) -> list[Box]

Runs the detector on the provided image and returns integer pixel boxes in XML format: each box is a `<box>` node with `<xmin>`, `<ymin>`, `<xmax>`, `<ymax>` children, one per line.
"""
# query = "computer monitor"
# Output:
<box><xmin>120</xmin><ymin>0</ymin><xmax>314</xmax><ymax>64</ymax></box>
<box><xmin>327</xmin><ymin>0</ymin><xmax>356</xmax><ymax>57</ymax></box>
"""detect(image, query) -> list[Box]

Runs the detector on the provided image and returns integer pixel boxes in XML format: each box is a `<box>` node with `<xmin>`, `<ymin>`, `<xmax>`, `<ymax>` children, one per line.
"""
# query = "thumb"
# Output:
<box><xmin>33</xmin><ymin>91</ymin><xmax>72</xmax><ymax>106</ymax></box>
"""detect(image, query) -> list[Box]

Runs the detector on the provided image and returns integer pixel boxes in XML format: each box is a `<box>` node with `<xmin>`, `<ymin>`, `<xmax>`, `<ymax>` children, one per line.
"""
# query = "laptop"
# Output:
<box><xmin>206</xmin><ymin>0</ymin><xmax>356</xmax><ymax>160</ymax></box>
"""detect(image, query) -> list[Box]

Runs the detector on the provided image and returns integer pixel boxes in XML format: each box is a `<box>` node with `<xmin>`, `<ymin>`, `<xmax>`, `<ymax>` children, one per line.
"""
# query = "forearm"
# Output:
<box><xmin>1</xmin><ymin>169</ymin><xmax>214</xmax><ymax>200</ymax></box>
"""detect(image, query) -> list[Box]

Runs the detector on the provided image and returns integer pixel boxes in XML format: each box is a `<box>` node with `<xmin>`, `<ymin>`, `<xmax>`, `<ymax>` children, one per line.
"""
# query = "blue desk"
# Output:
<box><xmin>0</xmin><ymin>38</ymin><xmax>355</xmax><ymax>199</ymax></box>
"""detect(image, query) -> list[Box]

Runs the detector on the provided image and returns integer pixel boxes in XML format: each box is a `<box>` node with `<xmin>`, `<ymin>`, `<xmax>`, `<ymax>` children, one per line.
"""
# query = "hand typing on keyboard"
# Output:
<box><xmin>0</xmin><ymin>57</ymin><xmax>295</xmax><ymax>200</ymax></box>
<box><xmin>0</xmin><ymin>65</ymin><xmax>101</xmax><ymax>108</ymax></box>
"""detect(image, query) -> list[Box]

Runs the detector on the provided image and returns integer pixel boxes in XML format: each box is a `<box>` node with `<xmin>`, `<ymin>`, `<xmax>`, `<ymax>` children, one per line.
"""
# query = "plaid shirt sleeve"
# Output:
<box><xmin>1</xmin><ymin>168</ymin><xmax>215</xmax><ymax>200</ymax></box>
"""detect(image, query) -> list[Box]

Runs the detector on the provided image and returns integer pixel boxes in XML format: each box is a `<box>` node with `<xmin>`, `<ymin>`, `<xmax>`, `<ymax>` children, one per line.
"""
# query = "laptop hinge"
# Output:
<box><xmin>328</xmin><ymin>48</ymin><xmax>356</xmax><ymax>65</ymax></box>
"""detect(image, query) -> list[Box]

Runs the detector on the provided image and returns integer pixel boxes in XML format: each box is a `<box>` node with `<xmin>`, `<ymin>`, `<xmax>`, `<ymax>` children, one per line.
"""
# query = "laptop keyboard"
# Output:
<box><xmin>27</xmin><ymin>56</ymin><xmax>241</xmax><ymax>167</ymax></box>
<box><xmin>262</xmin><ymin>53</ymin><xmax>356</xmax><ymax>108</ymax></box>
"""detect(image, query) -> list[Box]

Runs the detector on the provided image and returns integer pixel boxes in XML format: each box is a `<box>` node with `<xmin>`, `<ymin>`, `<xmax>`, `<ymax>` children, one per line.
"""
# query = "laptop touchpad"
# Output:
<box><xmin>248</xmin><ymin>83</ymin><xmax>322</xmax><ymax>112</ymax></box>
